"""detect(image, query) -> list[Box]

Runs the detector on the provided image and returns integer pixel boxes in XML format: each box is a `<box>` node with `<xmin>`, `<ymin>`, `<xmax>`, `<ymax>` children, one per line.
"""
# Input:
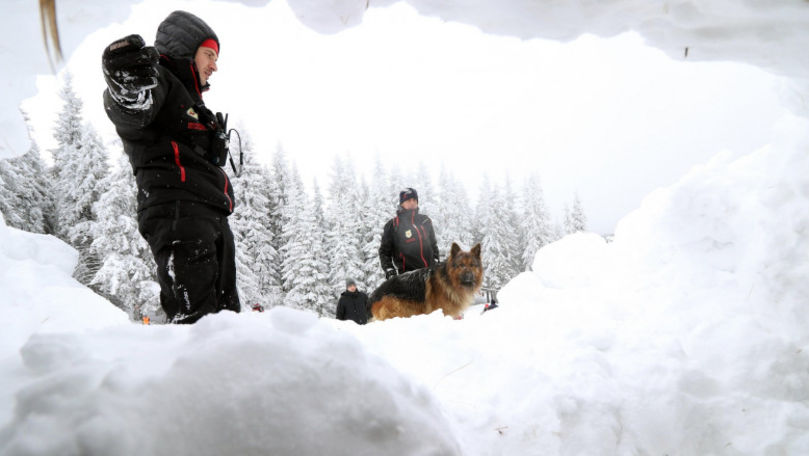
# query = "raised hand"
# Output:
<box><xmin>102</xmin><ymin>34</ymin><xmax>159</xmax><ymax>109</ymax></box>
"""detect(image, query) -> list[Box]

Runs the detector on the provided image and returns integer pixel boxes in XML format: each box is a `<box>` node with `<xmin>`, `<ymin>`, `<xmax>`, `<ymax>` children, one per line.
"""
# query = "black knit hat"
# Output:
<box><xmin>345</xmin><ymin>278</ymin><xmax>356</xmax><ymax>288</ymax></box>
<box><xmin>155</xmin><ymin>11</ymin><xmax>219</xmax><ymax>60</ymax></box>
<box><xmin>399</xmin><ymin>187</ymin><xmax>418</xmax><ymax>205</ymax></box>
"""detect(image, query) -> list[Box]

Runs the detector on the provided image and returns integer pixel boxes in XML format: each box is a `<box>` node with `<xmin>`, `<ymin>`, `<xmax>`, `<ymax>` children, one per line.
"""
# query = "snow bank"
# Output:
<box><xmin>0</xmin><ymin>308</ymin><xmax>460</xmax><ymax>456</ymax></box>
<box><xmin>482</xmin><ymin>114</ymin><xmax>809</xmax><ymax>453</ymax></box>
<box><xmin>289</xmin><ymin>0</ymin><xmax>809</xmax><ymax>82</ymax></box>
<box><xmin>0</xmin><ymin>208</ymin><xmax>462</xmax><ymax>454</ymax></box>
<box><xmin>1</xmin><ymin>0</ymin><xmax>131</xmax><ymax>158</ymax></box>
<box><xmin>4</xmin><ymin>0</ymin><xmax>809</xmax><ymax>158</ymax></box>
<box><xmin>0</xmin><ymin>219</ymin><xmax>128</xmax><ymax>357</ymax></box>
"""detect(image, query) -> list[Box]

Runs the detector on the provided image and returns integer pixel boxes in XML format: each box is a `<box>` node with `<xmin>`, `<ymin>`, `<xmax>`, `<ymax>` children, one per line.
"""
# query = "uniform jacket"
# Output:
<box><xmin>379</xmin><ymin>208</ymin><xmax>439</xmax><ymax>274</ymax></box>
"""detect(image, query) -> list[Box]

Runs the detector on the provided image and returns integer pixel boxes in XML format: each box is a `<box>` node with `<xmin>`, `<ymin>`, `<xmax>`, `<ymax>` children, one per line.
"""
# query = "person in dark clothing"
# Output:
<box><xmin>379</xmin><ymin>187</ymin><xmax>440</xmax><ymax>279</ymax></box>
<box><xmin>336</xmin><ymin>279</ymin><xmax>369</xmax><ymax>325</ymax></box>
<box><xmin>483</xmin><ymin>298</ymin><xmax>499</xmax><ymax>313</ymax></box>
<box><xmin>102</xmin><ymin>11</ymin><xmax>239</xmax><ymax>324</ymax></box>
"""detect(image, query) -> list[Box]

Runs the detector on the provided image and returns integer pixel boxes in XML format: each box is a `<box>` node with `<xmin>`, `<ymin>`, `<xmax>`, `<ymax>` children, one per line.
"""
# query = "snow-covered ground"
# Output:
<box><xmin>2</xmin><ymin>114</ymin><xmax>808</xmax><ymax>453</ymax></box>
<box><xmin>2</xmin><ymin>0</ymin><xmax>809</xmax><ymax>454</ymax></box>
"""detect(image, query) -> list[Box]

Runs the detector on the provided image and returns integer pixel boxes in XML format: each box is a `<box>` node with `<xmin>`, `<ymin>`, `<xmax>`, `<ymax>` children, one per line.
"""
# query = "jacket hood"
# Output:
<box><xmin>155</xmin><ymin>11</ymin><xmax>219</xmax><ymax>60</ymax></box>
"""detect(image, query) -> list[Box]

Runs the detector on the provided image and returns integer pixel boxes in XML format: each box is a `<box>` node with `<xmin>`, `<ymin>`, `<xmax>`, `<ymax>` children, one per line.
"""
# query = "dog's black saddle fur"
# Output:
<box><xmin>369</xmin><ymin>265</ymin><xmax>439</xmax><ymax>304</ymax></box>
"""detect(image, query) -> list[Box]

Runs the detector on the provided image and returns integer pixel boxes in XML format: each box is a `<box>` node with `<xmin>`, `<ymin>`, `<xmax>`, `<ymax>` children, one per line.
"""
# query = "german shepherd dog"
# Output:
<box><xmin>370</xmin><ymin>243</ymin><xmax>483</xmax><ymax>320</ymax></box>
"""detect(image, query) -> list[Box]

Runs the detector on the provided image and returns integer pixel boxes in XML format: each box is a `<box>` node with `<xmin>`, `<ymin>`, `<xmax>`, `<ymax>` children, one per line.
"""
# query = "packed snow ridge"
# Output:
<box><xmin>3</xmin><ymin>0</ymin><xmax>809</xmax><ymax>158</ymax></box>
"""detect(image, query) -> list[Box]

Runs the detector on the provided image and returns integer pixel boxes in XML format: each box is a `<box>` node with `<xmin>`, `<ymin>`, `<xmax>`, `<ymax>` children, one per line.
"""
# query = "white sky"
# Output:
<box><xmin>22</xmin><ymin>0</ymin><xmax>791</xmax><ymax>233</ymax></box>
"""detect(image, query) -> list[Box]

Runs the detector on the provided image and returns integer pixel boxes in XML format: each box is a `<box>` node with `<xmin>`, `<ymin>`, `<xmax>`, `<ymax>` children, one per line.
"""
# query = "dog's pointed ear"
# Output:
<box><xmin>471</xmin><ymin>243</ymin><xmax>481</xmax><ymax>258</ymax></box>
<box><xmin>450</xmin><ymin>242</ymin><xmax>461</xmax><ymax>258</ymax></box>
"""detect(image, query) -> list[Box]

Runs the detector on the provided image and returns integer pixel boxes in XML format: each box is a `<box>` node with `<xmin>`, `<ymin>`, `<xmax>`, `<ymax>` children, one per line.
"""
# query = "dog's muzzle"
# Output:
<box><xmin>460</xmin><ymin>271</ymin><xmax>475</xmax><ymax>286</ymax></box>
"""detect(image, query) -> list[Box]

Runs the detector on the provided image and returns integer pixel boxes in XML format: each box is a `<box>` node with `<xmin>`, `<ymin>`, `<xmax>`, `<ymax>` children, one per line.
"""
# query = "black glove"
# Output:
<box><xmin>385</xmin><ymin>269</ymin><xmax>397</xmax><ymax>280</ymax></box>
<box><xmin>102</xmin><ymin>34</ymin><xmax>159</xmax><ymax>108</ymax></box>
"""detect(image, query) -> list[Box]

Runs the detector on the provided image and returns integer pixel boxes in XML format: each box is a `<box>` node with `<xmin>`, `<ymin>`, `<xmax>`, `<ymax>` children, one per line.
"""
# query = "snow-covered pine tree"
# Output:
<box><xmin>0</xmin><ymin>161</ymin><xmax>21</xmax><ymax>229</ymax></box>
<box><xmin>519</xmin><ymin>174</ymin><xmax>554</xmax><ymax>271</ymax></box>
<box><xmin>387</xmin><ymin>163</ymin><xmax>406</xmax><ymax>202</ymax></box>
<box><xmin>501</xmin><ymin>178</ymin><xmax>523</xmax><ymax>275</ymax></box>
<box><xmin>51</xmin><ymin>75</ymin><xmax>109</xmax><ymax>285</ymax></box>
<box><xmin>324</xmin><ymin>154</ymin><xmax>364</xmax><ymax>291</ymax></box>
<box><xmin>435</xmin><ymin>165</ymin><xmax>474</xmax><ymax>258</ymax></box>
<box><xmin>0</xmin><ymin>146</ymin><xmax>41</xmax><ymax>232</ymax></box>
<box><xmin>356</xmin><ymin>164</ymin><xmax>389</xmax><ymax>291</ymax></box>
<box><xmin>340</xmin><ymin>154</ymin><xmax>369</xmax><ymax>281</ymax></box>
<box><xmin>563</xmin><ymin>193</ymin><xmax>587</xmax><ymax>234</ymax></box>
<box><xmin>0</xmin><ymin>119</ymin><xmax>54</xmax><ymax>234</ymax></box>
<box><xmin>267</xmin><ymin>144</ymin><xmax>291</xmax><ymax>295</ymax></box>
<box><xmin>413</xmin><ymin>162</ymin><xmax>436</xmax><ymax>216</ymax></box>
<box><xmin>231</xmin><ymin>133</ymin><xmax>278</xmax><ymax>309</ymax></box>
<box><xmin>480</xmin><ymin>183</ymin><xmax>519</xmax><ymax>289</ymax></box>
<box><xmin>311</xmin><ymin>179</ymin><xmax>327</xmax><ymax>233</ymax></box>
<box><xmin>20</xmin><ymin>143</ymin><xmax>56</xmax><ymax>234</ymax></box>
<box><xmin>281</xmin><ymin>166</ymin><xmax>332</xmax><ymax>316</ymax></box>
<box><xmin>431</xmin><ymin>165</ymin><xmax>450</xmax><ymax>250</ymax></box>
<box><xmin>570</xmin><ymin>193</ymin><xmax>587</xmax><ymax>232</ymax></box>
<box><xmin>66</xmin><ymin>127</ymin><xmax>109</xmax><ymax>285</ymax></box>
<box><xmin>90</xmin><ymin>153</ymin><xmax>159</xmax><ymax>321</ymax></box>
<box><xmin>471</xmin><ymin>174</ymin><xmax>492</xmax><ymax>246</ymax></box>
<box><xmin>51</xmin><ymin>73</ymin><xmax>83</xmax><ymax>187</ymax></box>
<box><xmin>309</xmin><ymin>180</ymin><xmax>335</xmax><ymax>315</ymax></box>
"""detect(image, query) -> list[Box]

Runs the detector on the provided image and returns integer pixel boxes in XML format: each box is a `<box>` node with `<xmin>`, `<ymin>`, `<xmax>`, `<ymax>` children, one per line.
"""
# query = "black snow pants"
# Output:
<box><xmin>138</xmin><ymin>201</ymin><xmax>240</xmax><ymax>324</ymax></box>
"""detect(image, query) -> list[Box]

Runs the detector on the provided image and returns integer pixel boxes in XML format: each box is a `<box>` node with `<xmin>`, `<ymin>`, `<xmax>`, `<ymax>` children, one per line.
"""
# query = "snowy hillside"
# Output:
<box><xmin>2</xmin><ymin>0</ymin><xmax>809</xmax><ymax>454</ymax></box>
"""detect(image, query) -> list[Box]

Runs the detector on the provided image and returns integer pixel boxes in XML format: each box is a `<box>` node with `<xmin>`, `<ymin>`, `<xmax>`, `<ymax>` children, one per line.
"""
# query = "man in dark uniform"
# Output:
<box><xmin>379</xmin><ymin>188</ymin><xmax>439</xmax><ymax>279</ymax></box>
<box><xmin>336</xmin><ymin>279</ymin><xmax>369</xmax><ymax>325</ymax></box>
<box><xmin>101</xmin><ymin>10</ymin><xmax>239</xmax><ymax>323</ymax></box>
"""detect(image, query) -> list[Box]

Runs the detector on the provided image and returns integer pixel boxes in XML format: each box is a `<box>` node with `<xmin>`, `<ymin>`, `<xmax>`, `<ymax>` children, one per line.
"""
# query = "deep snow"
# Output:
<box><xmin>5</xmin><ymin>0</ymin><xmax>809</xmax><ymax>158</ymax></box>
<box><xmin>2</xmin><ymin>0</ymin><xmax>809</xmax><ymax>454</ymax></box>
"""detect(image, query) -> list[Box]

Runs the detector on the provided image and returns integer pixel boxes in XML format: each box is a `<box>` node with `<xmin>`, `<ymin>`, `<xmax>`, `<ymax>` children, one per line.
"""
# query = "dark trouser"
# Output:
<box><xmin>138</xmin><ymin>202</ymin><xmax>240</xmax><ymax>324</ymax></box>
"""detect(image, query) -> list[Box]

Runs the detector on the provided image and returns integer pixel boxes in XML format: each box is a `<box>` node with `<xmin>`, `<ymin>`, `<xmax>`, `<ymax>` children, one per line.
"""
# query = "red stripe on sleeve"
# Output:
<box><xmin>171</xmin><ymin>141</ymin><xmax>186</xmax><ymax>182</ymax></box>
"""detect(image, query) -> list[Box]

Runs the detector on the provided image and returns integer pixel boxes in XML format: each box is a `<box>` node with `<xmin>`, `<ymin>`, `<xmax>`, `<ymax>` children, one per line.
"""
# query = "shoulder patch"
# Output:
<box><xmin>186</xmin><ymin>107</ymin><xmax>199</xmax><ymax>120</ymax></box>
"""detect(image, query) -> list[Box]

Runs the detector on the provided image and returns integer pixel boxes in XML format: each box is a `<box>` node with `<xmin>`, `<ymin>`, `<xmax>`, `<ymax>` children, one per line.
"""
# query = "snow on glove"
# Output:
<box><xmin>385</xmin><ymin>269</ymin><xmax>397</xmax><ymax>280</ymax></box>
<box><xmin>102</xmin><ymin>34</ymin><xmax>159</xmax><ymax>110</ymax></box>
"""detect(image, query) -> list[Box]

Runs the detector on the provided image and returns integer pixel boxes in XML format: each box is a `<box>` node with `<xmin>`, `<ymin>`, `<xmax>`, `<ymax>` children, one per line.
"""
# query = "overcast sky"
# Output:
<box><xmin>23</xmin><ymin>0</ymin><xmax>791</xmax><ymax>233</ymax></box>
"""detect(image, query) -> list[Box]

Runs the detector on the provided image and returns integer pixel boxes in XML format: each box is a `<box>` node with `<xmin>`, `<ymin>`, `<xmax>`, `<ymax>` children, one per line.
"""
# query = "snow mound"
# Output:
<box><xmin>531</xmin><ymin>232</ymin><xmax>612</xmax><ymax>289</ymax></box>
<box><xmin>0</xmin><ymin>220</ymin><xmax>128</xmax><ymax>357</ymax></box>
<box><xmin>485</xmin><ymin>114</ymin><xmax>809</xmax><ymax>454</ymax></box>
<box><xmin>5</xmin><ymin>0</ymin><xmax>809</xmax><ymax>158</ymax></box>
<box><xmin>281</xmin><ymin>0</ymin><xmax>809</xmax><ymax>109</ymax></box>
<box><xmin>0</xmin><ymin>308</ymin><xmax>461</xmax><ymax>456</ymax></box>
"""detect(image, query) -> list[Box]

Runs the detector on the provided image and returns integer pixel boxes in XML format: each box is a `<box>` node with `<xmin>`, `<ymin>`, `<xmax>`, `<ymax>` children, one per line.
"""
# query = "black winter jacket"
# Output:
<box><xmin>379</xmin><ymin>208</ymin><xmax>439</xmax><ymax>274</ymax></box>
<box><xmin>103</xmin><ymin>43</ymin><xmax>234</xmax><ymax>216</ymax></box>
<box><xmin>336</xmin><ymin>290</ymin><xmax>369</xmax><ymax>325</ymax></box>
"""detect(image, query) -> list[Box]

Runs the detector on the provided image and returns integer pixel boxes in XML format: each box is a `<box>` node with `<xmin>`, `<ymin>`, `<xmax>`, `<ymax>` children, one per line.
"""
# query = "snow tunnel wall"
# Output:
<box><xmin>3</xmin><ymin>0</ymin><xmax>809</xmax><ymax>159</ymax></box>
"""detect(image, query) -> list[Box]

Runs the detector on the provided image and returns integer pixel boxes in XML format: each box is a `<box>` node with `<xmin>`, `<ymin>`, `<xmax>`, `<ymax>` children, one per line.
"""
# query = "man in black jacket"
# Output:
<box><xmin>101</xmin><ymin>11</ymin><xmax>239</xmax><ymax>323</ymax></box>
<box><xmin>336</xmin><ymin>279</ymin><xmax>369</xmax><ymax>324</ymax></box>
<box><xmin>379</xmin><ymin>188</ymin><xmax>439</xmax><ymax>279</ymax></box>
